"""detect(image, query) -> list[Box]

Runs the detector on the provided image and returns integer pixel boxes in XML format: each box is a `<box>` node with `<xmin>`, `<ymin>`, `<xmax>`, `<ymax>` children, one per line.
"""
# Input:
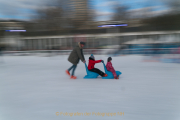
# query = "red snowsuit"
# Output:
<box><xmin>88</xmin><ymin>58</ymin><xmax>102</xmax><ymax>70</ymax></box>
<box><xmin>88</xmin><ymin>57</ymin><xmax>105</xmax><ymax>77</ymax></box>
<box><xmin>106</xmin><ymin>62</ymin><xmax>117</xmax><ymax>78</ymax></box>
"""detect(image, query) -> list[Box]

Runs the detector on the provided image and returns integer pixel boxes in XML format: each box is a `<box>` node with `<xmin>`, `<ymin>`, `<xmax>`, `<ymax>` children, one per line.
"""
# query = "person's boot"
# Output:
<box><xmin>70</xmin><ymin>76</ymin><xmax>77</xmax><ymax>79</ymax></box>
<box><xmin>114</xmin><ymin>76</ymin><xmax>119</xmax><ymax>79</ymax></box>
<box><xmin>103</xmin><ymin>74</ymin><xmax>108</xmax><ymax>77</ymax></box>
<box><xmin>66</xmin><ymin>70</ymin><xmax>70</xmax><ymax>76</ymax></box>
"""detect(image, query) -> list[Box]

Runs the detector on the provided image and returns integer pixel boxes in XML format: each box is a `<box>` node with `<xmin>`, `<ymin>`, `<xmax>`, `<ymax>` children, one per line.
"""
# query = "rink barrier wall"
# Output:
<box><xmin>2</xmin><ymin>47</ymin><xmax>180</xmax><ymax>56</ymax></box>
<box><xmin>1</xmin><ymin>49</ymin><xmax>115</xmax><ymax>56</ymax></box>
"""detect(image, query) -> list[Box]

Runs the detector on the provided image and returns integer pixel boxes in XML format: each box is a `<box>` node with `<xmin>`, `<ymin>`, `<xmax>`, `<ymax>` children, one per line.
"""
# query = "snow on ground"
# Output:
<box><xmin>0</xmin><ymin>54</ymin><xmax>180</xmax><ymax>120</ymax></box>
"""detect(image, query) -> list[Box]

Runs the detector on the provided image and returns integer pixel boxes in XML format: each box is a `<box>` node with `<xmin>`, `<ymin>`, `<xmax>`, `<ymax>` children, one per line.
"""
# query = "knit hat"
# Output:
<box><xmin>90</xmin><ymin>54</ymin><xmax>95</xmax><ymax>59</ymax></box>
<box><xmin>80</xmin><ymin>42</ymin><xmax>85</xmax><ymax>45</ymax></box>
<box><xmin>107</xmin><ymin>57</ymin><xmax>112</xmax><ymax>62</ymax></box>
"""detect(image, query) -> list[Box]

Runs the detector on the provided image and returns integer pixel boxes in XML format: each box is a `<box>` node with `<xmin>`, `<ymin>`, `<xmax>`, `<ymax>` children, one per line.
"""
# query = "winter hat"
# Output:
<box><xmin>90</xmin><ymin>54</ymin><xmax>95</xmax><ymax>59</ymax></box>
<box><xmin>80</xmin><ymin>42</ymin><xmax>85</xmax><ymax>45</ymax></box>
<box><xmin>107</xmin><ymin>57</ymin><xmax>112</xmax><ymax>62</ymax></box>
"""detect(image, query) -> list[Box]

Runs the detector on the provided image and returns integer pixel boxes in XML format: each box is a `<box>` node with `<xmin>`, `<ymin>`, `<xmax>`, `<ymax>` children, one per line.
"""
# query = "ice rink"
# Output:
<box><xmin>0</xmin><ymin>54</ymin><xmax>180</xmax><ymax>120</ymax></box>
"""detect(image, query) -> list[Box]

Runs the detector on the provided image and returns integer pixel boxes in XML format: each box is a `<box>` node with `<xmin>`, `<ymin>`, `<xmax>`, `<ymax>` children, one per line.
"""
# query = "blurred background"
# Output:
<box><xmin>0</xmin><ymin>0</ymin><xmax>180</xmax><ymax>62</ymax></box>
<box><xmin>1</xmin><ymin>1</ymin><xmax>180</xmax><ymax>120</ymax></box>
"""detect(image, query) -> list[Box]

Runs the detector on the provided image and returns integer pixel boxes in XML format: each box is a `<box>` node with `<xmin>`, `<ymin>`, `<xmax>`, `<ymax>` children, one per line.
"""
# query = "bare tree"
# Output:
<box><xmin>30</xmin><ymin>0</ymin><xmax>73</xmax><ymax>31</ymax></box>
<box><xmin>26</xmin><ymin>0</ymin><xmax>95</xmax><ymax>31</ymax></box>
<box><xmin>168</xmin><ymin>0</ymin><xmax>180</xmax><ymax>14</ymax></box>
<box><xmin>112</xmin><ymin>5</ymin><xmax>129</xmax><ymax>21</ymax></box>
<box><xmin>36</xmin><ymin>7</ymin><xmax>64</xmax><ymax>30</ymax></box>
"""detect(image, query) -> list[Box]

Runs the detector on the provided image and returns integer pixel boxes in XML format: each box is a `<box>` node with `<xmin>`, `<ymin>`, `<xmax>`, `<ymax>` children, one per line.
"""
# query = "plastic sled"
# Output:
<box><xmin>102</xmin><ymin>63</ymin><xmax>122</xmax><ymax>79</ymax></box>
<box><xmin>84</xmin><ymin>63</ymin><xmax>99</xmax><ymax>79</ymax></box>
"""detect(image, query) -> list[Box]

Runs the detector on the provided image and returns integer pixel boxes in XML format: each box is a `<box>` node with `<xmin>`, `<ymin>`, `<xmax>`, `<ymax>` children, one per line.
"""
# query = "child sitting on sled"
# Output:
<box><xmin>106</xmin><ymin>57</ymin><xmax>119</xmax><ymax>79</ymax></box>
<box><xmin>88</xmin><ymin>54</ymin><xmax>108</xmax><ymax>77</ymax></box>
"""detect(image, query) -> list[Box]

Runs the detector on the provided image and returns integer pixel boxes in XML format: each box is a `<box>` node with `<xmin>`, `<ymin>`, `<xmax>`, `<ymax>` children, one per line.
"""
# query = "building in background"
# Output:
<box><xmin>0</xmin><ymin>21</ymin><xmax>25</xmax><ymax>51</ymax></box>
<box><xmin>70</xmin><ymin>0</ymin><xmax>92</xmax><ymax>29</ymax></box>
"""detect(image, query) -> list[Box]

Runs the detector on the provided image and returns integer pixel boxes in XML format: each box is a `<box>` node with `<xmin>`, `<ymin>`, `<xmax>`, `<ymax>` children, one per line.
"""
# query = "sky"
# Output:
<box><xmin>93</xmin><ymin>0</ymin><xmax>170</xmax><ymax>21</ymax></box>
<box><xmin>0</xmin><ymin>0</ymin><xmax>172</xmax><ymax>21</ymax></box>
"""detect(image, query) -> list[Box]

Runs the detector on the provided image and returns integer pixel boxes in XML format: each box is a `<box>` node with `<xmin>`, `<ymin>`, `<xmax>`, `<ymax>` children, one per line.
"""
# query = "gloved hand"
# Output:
<box><xmin>101</xmin><ymin>60</ymin><xmax>104</xmax><ymax>63</ymax></box>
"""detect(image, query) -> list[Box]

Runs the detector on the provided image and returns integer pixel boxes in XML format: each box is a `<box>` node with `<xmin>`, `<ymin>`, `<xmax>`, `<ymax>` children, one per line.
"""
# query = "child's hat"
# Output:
<box><xmin>108</xmin><ymin>57</ymin><xmax>112</xmax><ymax>62</ymax></box>
<box><xmin>90</xmin><ymin>54</ymin><xmax>95</xmax><ymax>59</ymax></box>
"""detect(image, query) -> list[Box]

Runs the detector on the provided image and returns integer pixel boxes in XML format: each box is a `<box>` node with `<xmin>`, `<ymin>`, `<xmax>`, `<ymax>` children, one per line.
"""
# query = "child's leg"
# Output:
<box><xmin>89</xmin><ymin>68</ymin><xmax>105</xmax><ymax>77</ymax></box>
<box><xmin>109</xmin><ymin>70</ymin><xmax>117</xmax><ymax>78</ymax></box>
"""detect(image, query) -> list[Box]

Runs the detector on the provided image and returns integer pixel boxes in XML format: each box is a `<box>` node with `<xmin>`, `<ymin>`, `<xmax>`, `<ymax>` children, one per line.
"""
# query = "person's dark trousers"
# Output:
<box><xmin>68</xmin><ymin>65</ymin><xmax>77</xmax><ymax>76</ymax></box>
<box><xmin>89</xmin><ymin>68</ymin><xmax>105</xmax><ymax>77</ymax></box>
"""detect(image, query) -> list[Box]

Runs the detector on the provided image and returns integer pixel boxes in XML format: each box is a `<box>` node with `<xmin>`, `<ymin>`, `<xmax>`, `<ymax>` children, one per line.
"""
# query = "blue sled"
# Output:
<box><xmin>102</xmin><ymin>63</ymin><xmax>122</xmax><ymax>79</ymax></box>
<box><xmin>84</xmin><ymin>63</ymin><xmax>99</xmax><ymax>79</ymax></box>
<box><xmin>84</xmin><ymin>63</ymin><xmax>122</xmax><ymax>79</ymax></box>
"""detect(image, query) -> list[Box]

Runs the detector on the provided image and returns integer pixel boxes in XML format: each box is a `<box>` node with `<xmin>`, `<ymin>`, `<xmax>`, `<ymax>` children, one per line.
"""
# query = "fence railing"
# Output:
<box><xmin>2</xmin><ymin>49</ymin><xmax>116</xmax><ymax>56</ymax></box>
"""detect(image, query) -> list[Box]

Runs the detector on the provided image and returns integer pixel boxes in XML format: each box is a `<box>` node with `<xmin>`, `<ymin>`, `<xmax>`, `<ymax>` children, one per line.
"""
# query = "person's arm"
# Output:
<box><xmin>76</xmin><ymin>48</ymin><xmax>85</xmax><ymax>62</ymax></box>
<box><xmin>91</xmin><ymin>60</ymin><xmax>102</xmax><ymax>63</ymax></box>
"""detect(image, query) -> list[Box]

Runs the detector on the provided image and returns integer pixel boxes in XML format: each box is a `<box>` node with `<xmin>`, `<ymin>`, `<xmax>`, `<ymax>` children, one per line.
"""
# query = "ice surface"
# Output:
<box><xmin>0</xmin><ymin>55</ymin><xmax>180</xmax><ymax>120</ymax></box>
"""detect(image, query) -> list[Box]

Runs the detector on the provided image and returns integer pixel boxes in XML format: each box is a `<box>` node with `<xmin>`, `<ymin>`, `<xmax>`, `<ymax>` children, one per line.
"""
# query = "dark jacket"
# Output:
<box><xmin>68</xmin><ymin>42</ymin><xmax>85</xmax><ymax>65</ymax></box>
<box><xmin>88</xmin><ymin>57</ymin><xmax>102</xmax><ymax>70</ymax></box>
